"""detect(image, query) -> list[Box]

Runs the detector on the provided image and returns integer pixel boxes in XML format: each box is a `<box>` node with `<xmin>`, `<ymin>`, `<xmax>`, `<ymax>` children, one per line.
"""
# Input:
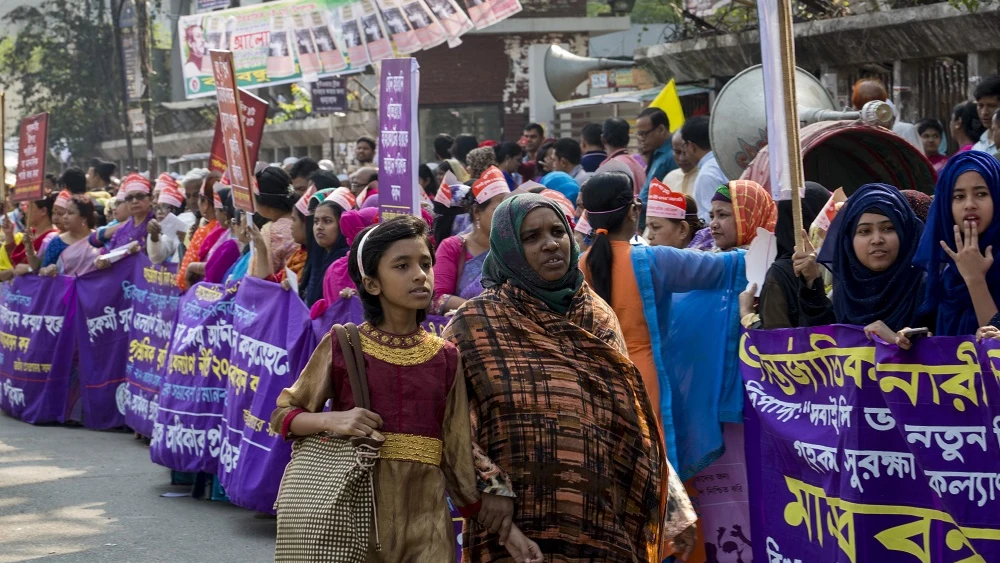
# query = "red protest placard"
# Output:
<box><xmin>14</xmin><ymin>112</ymin><xmax>48</xmax><ymax>202</ymax></box>
<box><xmin>209</xmin><ymin>88</ymin><xmax>268</xmax><ymax>175</ymax></box>
<box><xmin>210</xmin><ymin>50</ymin><xmax>255</xmax><ymax>213</ymax></box>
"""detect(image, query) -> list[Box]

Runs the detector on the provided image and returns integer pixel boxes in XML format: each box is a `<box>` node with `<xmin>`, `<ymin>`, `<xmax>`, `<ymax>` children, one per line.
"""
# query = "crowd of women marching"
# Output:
<box><xmin>4</xmin><ymin>130</ymin><xmax>1000</xmax><ymax>562</ymax></box>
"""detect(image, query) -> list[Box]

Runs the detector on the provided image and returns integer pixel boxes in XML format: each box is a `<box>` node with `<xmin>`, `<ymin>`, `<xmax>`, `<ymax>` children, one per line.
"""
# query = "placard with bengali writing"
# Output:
<box><xmin>209</xmin><ymin>88</ymin><xmax>268</xmax><ymax>175</ymax></box>
<box><xmin>378</xmin><ymin>58</ymin><xmax>420</xmax><ymax>221</ymax></box>
<box><xmin>210</xmin><ymin>50</ymin><xmax>256</xmax><ymax>212</ymax></box>
<box><xmin>14</xmin><ymin>113</ymin><xmax>48</xmax><ymax>203</ymax></box>
<box><xmin>741</xmin><ymin>325</ymin><xmax>1000</xmax><ymax>563</ymax></box>
<box><xmin>311</xmin><ymin>76</ymin><xmax>347</xmax><ymax>114</ymax></box>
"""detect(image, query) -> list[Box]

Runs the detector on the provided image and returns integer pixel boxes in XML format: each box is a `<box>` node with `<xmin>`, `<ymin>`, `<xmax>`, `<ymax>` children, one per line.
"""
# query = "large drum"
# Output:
<box><xmin>740</xmin><ymin>120</ymin><xmax>937</xmax><ymax>195</ymax></box>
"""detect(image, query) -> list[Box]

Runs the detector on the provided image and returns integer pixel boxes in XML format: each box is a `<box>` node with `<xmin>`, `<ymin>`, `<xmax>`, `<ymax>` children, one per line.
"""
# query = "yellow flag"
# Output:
<box><xmin>649</xmin><ymin>79</ymin><xmax>685</xmax><ymax>132</ymax></box>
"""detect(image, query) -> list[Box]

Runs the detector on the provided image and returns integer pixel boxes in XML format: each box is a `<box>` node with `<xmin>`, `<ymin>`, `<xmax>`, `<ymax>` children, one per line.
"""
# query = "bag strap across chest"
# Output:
<box><xmin>332</xmin><ymin>323</ymin><xmax>370</xmax><ymax>410</ymax></box>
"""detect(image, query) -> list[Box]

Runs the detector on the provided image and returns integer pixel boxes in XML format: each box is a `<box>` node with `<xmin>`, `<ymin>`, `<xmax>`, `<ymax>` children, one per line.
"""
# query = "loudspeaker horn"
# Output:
<box><xmin>709</xmin><ymin>64</ymin><xmax>895</xmax><ymax>181</ymax></box>
<box><xmin>544</xmin><ymin>44</ymin><xmax>634</xmax><ymax>102</ymax></box>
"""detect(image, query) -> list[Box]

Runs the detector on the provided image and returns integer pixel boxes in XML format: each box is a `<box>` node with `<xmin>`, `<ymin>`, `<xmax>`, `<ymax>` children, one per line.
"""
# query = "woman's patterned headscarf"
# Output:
<box><xmin>714</xmin><ymin>180</ymin><xmax>777</xmax><ymax>247</ymax></box>
<box><xmin>481</xmin><ymin>193</ymin><xmax>583</xmax><ymax>315</ymax></box>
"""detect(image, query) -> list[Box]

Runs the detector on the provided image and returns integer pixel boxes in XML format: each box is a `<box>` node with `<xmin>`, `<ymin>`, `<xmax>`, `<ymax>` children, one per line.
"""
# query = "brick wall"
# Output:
<box><xmin>415</xmin><ymin>30</ymin><xmax>589</xmax><ymax>141</ymax></box>
<box><xmin>414</xmin><ymin>36</ymin><xmax>508</xmax><ymax>106</ymax></box>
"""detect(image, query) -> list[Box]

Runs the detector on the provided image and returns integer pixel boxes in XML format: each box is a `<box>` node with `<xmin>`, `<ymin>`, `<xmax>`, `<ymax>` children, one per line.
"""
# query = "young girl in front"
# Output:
<box><xmin>270</xmin><ymin>215</ymin><xmax>540</xmax><ymax>562</ymax></box>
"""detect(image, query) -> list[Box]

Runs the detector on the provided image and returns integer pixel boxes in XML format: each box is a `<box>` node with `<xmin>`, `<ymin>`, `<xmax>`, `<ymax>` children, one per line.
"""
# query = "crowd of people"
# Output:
<box><xmin>5</xmin><ymin>72</ymin><xmax>1000</xmax><ymax>561</ymax></box>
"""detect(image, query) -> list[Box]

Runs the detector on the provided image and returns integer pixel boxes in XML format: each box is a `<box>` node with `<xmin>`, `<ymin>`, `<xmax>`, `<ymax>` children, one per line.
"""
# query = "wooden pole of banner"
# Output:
<box><xmin>776</xmin><ymin>0</ymin><xmax>806</xmax><ymax>250</ymax></box>
<box><xmin>0</xmin><ymin>91</ymin><xmax>5</xmax><ymax>204</ymax></box>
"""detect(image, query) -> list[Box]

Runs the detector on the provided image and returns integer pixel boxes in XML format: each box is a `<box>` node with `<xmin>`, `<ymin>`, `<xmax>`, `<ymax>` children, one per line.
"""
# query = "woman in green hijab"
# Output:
<box><xmin>443</xmin><ymin>193</ymin><xmax>696</xmax><ymax>562</ymax></box>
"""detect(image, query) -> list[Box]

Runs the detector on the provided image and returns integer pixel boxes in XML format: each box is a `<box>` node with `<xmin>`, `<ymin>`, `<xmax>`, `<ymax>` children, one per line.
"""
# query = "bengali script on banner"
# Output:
<box><xmin>0</xmin><ymin>276</ymin><xmax>74</xmax><ymax>424</ymax></box>
<box><xmin>218</xmin><ymin>276</ymin><xmax>313</xmax><ymax>513</ymax></box>
<box><xmin>741</xmin><ymin>325</ymin><xmax>1000</xmax><ymax>563</ymax></box>
<box><xmin>150</xmin><ymin>282</ymin><xmax>238</xmax><ymax>474</ymax></box>
<box><xmin>76</xmin><ymin>257</ymin><xmax>180</xmax><ymax>434</ymax></box>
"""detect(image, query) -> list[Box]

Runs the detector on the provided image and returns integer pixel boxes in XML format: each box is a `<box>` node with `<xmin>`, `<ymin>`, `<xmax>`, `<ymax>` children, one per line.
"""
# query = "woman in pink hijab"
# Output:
<box><xmin>308</xmin><ymin>207</ymin><xmax>379</xmax><ymax>319</ymax></box>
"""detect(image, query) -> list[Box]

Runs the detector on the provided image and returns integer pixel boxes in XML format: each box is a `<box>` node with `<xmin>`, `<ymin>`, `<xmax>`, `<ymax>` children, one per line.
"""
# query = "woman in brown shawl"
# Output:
<box><xmin>443</xmin><ymin>193</ymin><xmax>696</xmax><ymax>561</ymax></box>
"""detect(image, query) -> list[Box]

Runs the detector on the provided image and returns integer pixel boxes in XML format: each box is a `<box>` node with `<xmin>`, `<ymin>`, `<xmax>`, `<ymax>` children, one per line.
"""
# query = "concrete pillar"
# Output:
<box><xmin>967</xmin><ymin>51</ymin><xmax>1000</xmax><ymax>99</ymax></box>
<box><xmin>892</xmin><ymin>59</ymin><xmax>920</xmax><ymax>123</ymax></box>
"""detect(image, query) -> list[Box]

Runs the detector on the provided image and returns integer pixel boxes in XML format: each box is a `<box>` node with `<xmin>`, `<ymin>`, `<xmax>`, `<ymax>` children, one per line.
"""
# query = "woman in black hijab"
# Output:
<box><xmin>757</xmin><ymin>182</ymin><xmax>836</xmax><ymax>328</ymax></box>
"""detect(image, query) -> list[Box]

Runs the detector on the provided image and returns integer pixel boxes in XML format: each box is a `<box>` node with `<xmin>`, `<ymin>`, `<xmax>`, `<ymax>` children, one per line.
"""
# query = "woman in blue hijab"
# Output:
<box><xmin>817</xmin><ymin>183</ymin><xmax>927</xmax><ymax>345</ymax></box>
<box><xmin>915</xmin><ymin>151</ymin><xmax>1000</xmax><ymax>336</ymax></box>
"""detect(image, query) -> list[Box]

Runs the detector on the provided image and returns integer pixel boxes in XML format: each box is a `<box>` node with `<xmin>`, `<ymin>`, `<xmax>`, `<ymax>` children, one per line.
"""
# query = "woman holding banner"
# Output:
<box><xmin>176</xmin><ymin>171</ymin><xmax>221</xmax><ymax>291</ymax></box>
<box><xmin>8</xmin><ymin>194</ymin><xmax>59</xmax><ymax>277</ymax></box>
<box><xmin>100</xmin><ymin>173</ymin><xmax>155</xmax><ymax>256</ymax></box>
<box><xmin>753</xmin><ymin>181</ymin><xmax>834</xmax><ymax>329</ymax></box>
<box><xmin>251</xmin><ymin>167</ymin><xmax>299</xmax><ymax>278</ymax></box>
<box><xmin>146</xmin><ymin>183</ymin><xmax>188</xmax><ymax>265</ymax></box>
<box><xmin>191</xmin><ymin>188</ymin><xmax>245</xmax><ymax>285</ymax></box>
<box><xmin>39</xmin><ymin>195</ymin><xmax>100</xmax><ymax>277</ymax></box>
<box><xmin>445</xmin><ymin>192</ymin><xmax>693</xmax><ymax>561</ymax></box>
<box><xmin>916</xmin><ymin>151</ymin><xmax>1000</xmax><ymax>335</ymax></box>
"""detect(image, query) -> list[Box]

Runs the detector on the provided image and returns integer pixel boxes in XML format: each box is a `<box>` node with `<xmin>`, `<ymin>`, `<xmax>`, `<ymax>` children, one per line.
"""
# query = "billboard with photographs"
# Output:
<box><xmin>178</xmin><ymin>0</ymin><xmax>517</xmax><ymax>99</ymax></box>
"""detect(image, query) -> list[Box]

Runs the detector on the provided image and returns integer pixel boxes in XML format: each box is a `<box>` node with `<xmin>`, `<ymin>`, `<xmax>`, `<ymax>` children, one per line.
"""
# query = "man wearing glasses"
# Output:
<box><xmin>636</xmin><ymin>107</ymin><xmax>676</xmax><ymax>228</ymax></box>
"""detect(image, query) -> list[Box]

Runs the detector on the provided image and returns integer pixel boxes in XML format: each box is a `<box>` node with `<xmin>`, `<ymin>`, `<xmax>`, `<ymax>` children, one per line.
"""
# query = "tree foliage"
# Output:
<box><xmin>0</xmin><ymin>0</ymin><xmax>123</xmax><ymax>161</ymax></box>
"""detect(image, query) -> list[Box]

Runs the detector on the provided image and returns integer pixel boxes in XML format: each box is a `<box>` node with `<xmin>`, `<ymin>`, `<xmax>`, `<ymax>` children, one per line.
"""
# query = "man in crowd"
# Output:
<box><xmin>973</xmin><ymin>75</ymin><xmax>1000</xmax><ymax>155</ymax></box>
<box><xmin>289</xmin><ymin>157</ymin><xmax>320</xmax><ymax>195</ymax></box>
<box><xmin>663</xmin><ymin>129</ymin><xmax>697</xmax><ymax>197</ymax></box>
<box><xmin>636</xmin><ymin>108</ymin><xmax>676</xmax><ymax>215</ymax></box>
<box><xmin>601</xmin><ymin>118</ymin><xmax>646</xmax><ymax>194</ymax></box>
<box><xmin>546</xmin><ymin>138</ymin><xmax>592</xmax><ymax>186</ymax></box>
<box><xmin>355</xmin><ymin>136</ymin><xmax>377</xmax><ymax>170</ymax></box>
<box><xmin>522</xmin><ymin>123</ymin><xmax>544</xmax><ymax>162</ymax></box>
<box><xmin>518</xmin><ymin>122</ymin><xmax>545</xmax><ymax>180</ymax></box>
<box><xmin>181</xmin><ymin>169</ymin><xmax>208</xmax><ymax>215</ymax></box>
<box><xmin>87</xmin><ymin>159</ymin><xmax>118</xmax><ymax>194</ymax></box>
<box><xmin>579</xmin><ymin>123</ymin><xmax>606</xmax><ymax>173</ymax></box>
<box><xmin>434</xmin><ymin>134</ymin><xmax>454</xmax><ymax>162</ymax></box>
<box><xmin>350</xmin><ymin>167</ymin><xmax>378</xmax><ymax>205</ymax></box>
<box><xmin>683</xmin><ymin>115</ymin><xmax>729</xmax><ymax>223</ymax></box>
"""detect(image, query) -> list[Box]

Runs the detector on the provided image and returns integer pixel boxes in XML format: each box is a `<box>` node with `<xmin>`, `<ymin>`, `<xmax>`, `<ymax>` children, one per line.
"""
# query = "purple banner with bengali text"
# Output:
<box><xmin>378</xmin><ymin>57</ymin><xmax>420</xmax><ymax>221</ymax></box>
<box><xmin>741</xmin><ymin>325</ymin><xmax>1000</xmax><ymax>563</ymax></box>
<box><xmin>149</xmin><ymin>282</ymin><xmax>235</xmax><ymax>474</ymax></box>
<box><xmin>75</xmin><ymin>256</ymin><xmax>134</xmax><ymax>429</ymax></box>
<box><xmin>219</xmin><ymin>277</ymin><xmax>312</xmax><ymax>513</ymax></box>
<box><xmin>123</xmin><ymin>259</ymin><xmax>180</xmax><ymax>437</ymax></box>
<box><xmin>0</xmin><ymin>275</ymin><xmax>76</xmax><ymax>424</ymax></box>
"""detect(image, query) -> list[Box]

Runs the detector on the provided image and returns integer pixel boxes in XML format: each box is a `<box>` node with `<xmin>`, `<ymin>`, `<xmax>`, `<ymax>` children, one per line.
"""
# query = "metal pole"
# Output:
<box><xmin>136</xmin><ymin>0</ymin><xmax>156</xmax><ymax>176</ymax></box>
<box><xmin>112</xmin><ymin>0</ymin><xmax>135</xmax><ymax>172</ymax></box>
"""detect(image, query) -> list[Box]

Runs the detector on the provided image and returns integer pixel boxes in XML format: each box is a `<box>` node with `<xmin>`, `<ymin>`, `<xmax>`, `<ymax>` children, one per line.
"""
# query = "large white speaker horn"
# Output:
<box><xmin>543</xmin><ymin>45</ymin><xmax>634</xmax><ymax>102</ymax></box>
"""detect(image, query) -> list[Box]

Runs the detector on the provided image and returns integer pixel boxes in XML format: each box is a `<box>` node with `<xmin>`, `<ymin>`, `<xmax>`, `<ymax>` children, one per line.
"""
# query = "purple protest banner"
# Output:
<box><xmin>741</xmin><ymin>325</ymin><xmax>1000</xmax><ymax>562</ymax></box>
<box><xmin>218</xmin><ymin>277</ymin><xmax>312</xmax><ymax>513</ymax></box>
<box><xmin>150</xmin><ymin>282</ymin><xmax>234</xmax><ymax>474</ymax></box>
<box><xmin>378</xmin><ymin>58</ymin><xmax>420</xmax><ymax>220</ymax></box>
<box><xmin>74</xmin><ymin>256</ymin><xmax>134</xmax><ymax>429</ymax></box>
<box><xmin>121</xmin><ymin>258</ymin><xmax>180</xmax><ymax>437</ymax></box>
<box><xmin>0</xmin><ymin>275</ymin><xmax>76</xmax><ymax>424</ymax></box>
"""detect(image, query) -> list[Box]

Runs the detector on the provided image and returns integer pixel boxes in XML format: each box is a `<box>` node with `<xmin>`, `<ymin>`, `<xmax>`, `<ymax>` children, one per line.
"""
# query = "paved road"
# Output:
<box><xmin>0</xmin><ymin>414</ymin><xmax>275</xmax><ymax>563</ymax></box>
